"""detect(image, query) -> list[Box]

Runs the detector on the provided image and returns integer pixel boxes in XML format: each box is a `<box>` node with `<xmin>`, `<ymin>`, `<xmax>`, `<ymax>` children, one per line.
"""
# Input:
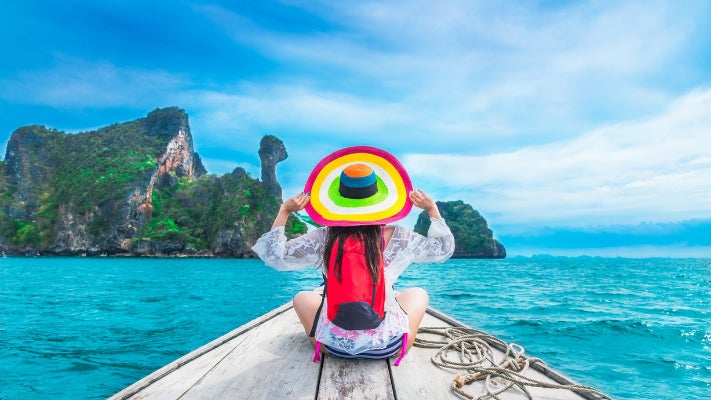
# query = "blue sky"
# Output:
<box><xmin>2</xmin><ymin>0</ymin><xmax>711</xmax><ymax>257</ymax></box>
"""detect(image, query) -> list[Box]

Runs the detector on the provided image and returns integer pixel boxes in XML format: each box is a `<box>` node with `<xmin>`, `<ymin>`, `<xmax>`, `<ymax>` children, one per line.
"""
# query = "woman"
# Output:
<box><xmin>252</xmin><ymin>146</ymin><xmax>454</xmax><ymax>362</ymax></box>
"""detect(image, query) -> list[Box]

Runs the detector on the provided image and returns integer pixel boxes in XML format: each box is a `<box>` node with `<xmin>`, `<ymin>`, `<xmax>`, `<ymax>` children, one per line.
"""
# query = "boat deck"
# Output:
<box><xmin>110</xmin><ymin>303</ymin><xmax>600</xmax><ymax>399</ymax></box>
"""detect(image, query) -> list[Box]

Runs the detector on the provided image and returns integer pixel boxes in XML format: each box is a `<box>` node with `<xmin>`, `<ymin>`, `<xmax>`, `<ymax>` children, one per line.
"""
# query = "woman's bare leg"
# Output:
<box><xmin>396</xmin><ymin>287</ymin><xmax>429</xmax><ymax>352</ymax></box>
<box><xmin>293</xmin><ymin>291</ymin><xmax>322</xmax><ymax>347</ymax></box>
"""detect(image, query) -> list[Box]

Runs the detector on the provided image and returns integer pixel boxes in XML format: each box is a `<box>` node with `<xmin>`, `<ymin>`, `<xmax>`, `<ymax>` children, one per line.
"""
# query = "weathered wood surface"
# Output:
<box><xmin>111</xmin><ymin>303</ymin><xmax>600</xmax><ymax>400</ymax></box>
<box><xmin>389</xmin><ymin>311</ymin><xmax>460</xmax><ymax>399</ymax></box>
<box><xmin>318</xmin><ymin>358</ymin><xmax>395</xmax><ymax>400</ymax></box>
<box><xmin>110</xmin><ymin>303</ymin><xmax>319</xmax><ymax>400</ymax></box>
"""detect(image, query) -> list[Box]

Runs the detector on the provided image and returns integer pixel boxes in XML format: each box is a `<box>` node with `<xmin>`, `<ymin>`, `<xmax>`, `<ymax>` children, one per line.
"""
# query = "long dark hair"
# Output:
<box><xmin>323</xmin><ymin>225</ymin><xmax>382</xmax><ymax>284</ymax></box>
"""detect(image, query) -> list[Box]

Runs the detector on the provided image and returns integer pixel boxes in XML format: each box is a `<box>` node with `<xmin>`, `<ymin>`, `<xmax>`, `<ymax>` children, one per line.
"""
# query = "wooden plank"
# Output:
<box><xmin>110</xmin><ymin>303</ymin><xmax>318</xmax><ymax>400</ymax></box>
<box><xmin>128</xmin><ymin>334</ymin><xmax>245</xmax><ymax>399</ymax></box>
<box><xmin>178</xmin><ymin>306</ymin><xmax>318</xmax><ymax>400</ymax></box>
<box><xmin>317</xmin><ymin>357</ymin><xmax>395</xmax><ymax>400</ymax></box>
<box><xmin>112</xmin><ymin>303</ymin><xmax>604</xmax><ymax>400</ymax></box>
<box><xmin>389</xmin><ymin>312</ymin><xmax>462</xmax><ymax>399</ymax></box>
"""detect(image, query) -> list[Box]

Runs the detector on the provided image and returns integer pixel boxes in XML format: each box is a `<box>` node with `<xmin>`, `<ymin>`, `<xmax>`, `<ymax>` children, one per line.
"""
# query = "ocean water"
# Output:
<box><xmin>0</xmin><ymin>257</ymin><xmax>708</xmax><ymax>400</ymax></box>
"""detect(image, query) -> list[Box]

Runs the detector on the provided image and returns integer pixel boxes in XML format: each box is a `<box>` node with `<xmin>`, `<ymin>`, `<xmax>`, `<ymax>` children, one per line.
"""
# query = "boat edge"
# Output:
<box><xmin>108</xmin><ymin>302</ymin><xmax>294</xmax><ymax>400</ymax></box>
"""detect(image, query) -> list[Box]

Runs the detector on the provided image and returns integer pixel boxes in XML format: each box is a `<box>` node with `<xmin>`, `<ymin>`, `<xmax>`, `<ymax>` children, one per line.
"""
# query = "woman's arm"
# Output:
<box><xmin>407</xmin><ymin>189</ymin><xmax>455</xmax><ymax>263</ymax></box>
<box><xmin>272</xmin><ymin>192</ymin><xmax>310</xmax><ymax>228</ymax></box>
<box><xmin>409</xmin><ymin>189</ymin><xmax>441</xmax><ymax>219</ymax></box>
<box><xmin>252</xmin><ymin>193</ymin><xmax>325</xmax><ymax>271</ymax></box>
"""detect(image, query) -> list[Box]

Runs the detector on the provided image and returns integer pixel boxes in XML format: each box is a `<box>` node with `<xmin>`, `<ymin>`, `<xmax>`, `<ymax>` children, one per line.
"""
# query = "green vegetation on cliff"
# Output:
<box><xmin>135</xmin><ymin>171</ymin><xmax>303</xmax><ymax>250</ymax></box>
<box><xmin>414</xmin><ymin>200</ymin><xmax>506</xmax><ymax>258</ymax></box>
<box><xmin>0</xmin><ymin>108</ymin><xmax>188</xmax><ymax>248</ymax></box>
<box><xmin>0</xmin><ymin>107</ymin><xmax>303</xmax><ymax>256</ymax></box>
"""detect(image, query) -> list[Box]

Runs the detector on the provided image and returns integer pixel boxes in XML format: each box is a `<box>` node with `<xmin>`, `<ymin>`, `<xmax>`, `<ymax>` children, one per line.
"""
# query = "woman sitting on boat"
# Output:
<box><xmin>252</xmin><ymin>146</ymin><xmax>454</xmax><ymax>363</ymax></box>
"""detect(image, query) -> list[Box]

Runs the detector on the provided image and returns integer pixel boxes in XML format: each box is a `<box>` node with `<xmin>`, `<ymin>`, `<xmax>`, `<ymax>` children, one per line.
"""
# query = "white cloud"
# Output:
<box><xmin>192</xmin><ymin>0</ymin><xmax>704</xmax><ymax>153</ymax></box>
<box><xmin>2</xmin><ymin>1</ymin><xmax>708</xmax><ymax>238</ymax></box>
<box><xmin>6</xmin><ymin>1</ymin><xmax>705</xmax><ymax>154</ymax></box>
<box><xmin>0</xmin><ymin>56</ymin><xmax>188</xmax><ymax>108</ymax></box>
<box><xmin>191</xmin><ymin>86</ymin><xmax>407</xmax><ymax>135</ymax></box>
<box><xmin>403</xmin><ymin>88</ymin><xmax>711</xmax><ymax>226</ymax></box>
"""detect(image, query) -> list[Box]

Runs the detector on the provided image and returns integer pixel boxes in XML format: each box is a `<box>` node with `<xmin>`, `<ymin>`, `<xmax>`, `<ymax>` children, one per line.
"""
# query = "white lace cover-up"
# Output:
<box><xmin>251</xmin><ymin>217</ymin><xmax>455</xmax><ymax>355</ymax></box>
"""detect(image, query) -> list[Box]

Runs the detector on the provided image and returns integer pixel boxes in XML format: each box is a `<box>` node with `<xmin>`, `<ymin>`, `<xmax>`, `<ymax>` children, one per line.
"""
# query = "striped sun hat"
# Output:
<box><xmin>303</xmin><ymin>146</ymin><xmax>413</xmax><ymax>226</ymax></box>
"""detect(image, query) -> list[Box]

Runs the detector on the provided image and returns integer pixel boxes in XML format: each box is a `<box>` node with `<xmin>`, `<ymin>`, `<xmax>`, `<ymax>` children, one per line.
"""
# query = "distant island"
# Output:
<box><xmin>0</xmin><ymin>107</ymin><xmax>504</xmax><ymax>258</ymax></box>
<box><xmin>414</xmin><ymin>200</ymin><xmax>506</xmax><ymax>258</ymax></box>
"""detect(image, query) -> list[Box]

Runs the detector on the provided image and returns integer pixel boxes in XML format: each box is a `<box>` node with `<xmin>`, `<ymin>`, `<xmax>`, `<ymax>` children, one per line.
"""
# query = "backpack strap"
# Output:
<box><xmin>371</xmin><ymin>226</ymin><xmax>385</xmax><ymax>307</ymax></box>
<box><xmin>311</xmin><ymin>280</ymin><xmax>326</xmax><ymax>363</ymax></box>
<box><xmin>309</xmin><ymin>280</ymin><xmax>326</xmax><ymax>338</ymax></box>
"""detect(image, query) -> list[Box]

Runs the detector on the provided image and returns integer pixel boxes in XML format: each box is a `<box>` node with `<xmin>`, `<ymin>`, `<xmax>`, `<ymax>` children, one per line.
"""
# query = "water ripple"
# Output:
<box><xmin>1</xmin><ymin>257</ymin><xmax>708</xmax><ymax>400</ymax></box>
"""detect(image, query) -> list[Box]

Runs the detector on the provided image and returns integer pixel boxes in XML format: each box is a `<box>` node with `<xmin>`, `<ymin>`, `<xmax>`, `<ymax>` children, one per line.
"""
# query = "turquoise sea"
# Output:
<box><xmin>0</xmin><ymin>257</ymin><xmax>709</xmax><ymax>399</ymax></box>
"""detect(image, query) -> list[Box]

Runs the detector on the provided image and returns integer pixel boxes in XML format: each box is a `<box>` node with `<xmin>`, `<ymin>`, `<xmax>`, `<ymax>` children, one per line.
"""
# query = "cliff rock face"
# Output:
<box><xmin>414</xmin><ymin>200</ymin><xmax>506</xmax><ymax>258</ymax></box>
<box><xmin>127</xmin><ymin>109</ymin><xmax>206</xmax><ymax>250</ymax></box>
<box><xmin>259</xmin><ymin>135</ymin><xmax>287</xmax><ymax>199</ymax></box>
<box><xmin>61</xmin><ymin>108</ymin><xmax>204</xmax><ymax>255</ymax></box>
<box><xmin>3</xmin><ymin>126</ymin><xmax>63</xmax><ymax>221</ymax></box>
<box><xmin>154</xmin><ymin>113</ymin><xmax>207</xmax><ymax>180</ymax></box>
<box><xmin>0</xmin><ymin>107</ymin><xmax>301</xmax><ymax>256</ymax></box>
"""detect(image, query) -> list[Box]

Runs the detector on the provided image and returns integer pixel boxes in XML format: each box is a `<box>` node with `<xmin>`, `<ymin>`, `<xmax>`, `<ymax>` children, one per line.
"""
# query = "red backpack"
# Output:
<box><xmin>311</xmin><ymin>231</ymin><xmax>409</xmax><ymax>366</ymax></box>
<box><xmin>325</xmin><ymin>235</ymin><xmax>385</xmax><ymax>330</ymax></box>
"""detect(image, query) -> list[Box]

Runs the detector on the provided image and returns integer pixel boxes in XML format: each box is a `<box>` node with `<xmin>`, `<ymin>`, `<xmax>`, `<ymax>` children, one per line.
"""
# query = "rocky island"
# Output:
<box><xmin>0</xmin><ymin>107</ymin><xmax>304</xmax><ymax>256</ymax></box>
<box><xmin>0</xmin><ymin>107</ymin><xmax>504</xmax><ymax>258</ymax></box>
<box><xmin>415</xmin><ymin>200</ymin><xmax>506</xmax><ymax>258</ymax></box>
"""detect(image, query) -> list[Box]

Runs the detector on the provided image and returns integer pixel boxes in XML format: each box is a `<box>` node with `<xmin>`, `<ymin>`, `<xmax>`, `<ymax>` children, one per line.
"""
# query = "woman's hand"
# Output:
<box><xmin>281</xmin><ymin>192</ymin><xmax>310</xmax><ymax>213</ymax></box>
<box><xmin>272</xmin><ymin>193</ymin><xmax>310</xmax><ymax>228</ymax></box>
<box><xmin>409</xmin><ymin>189</ymin><xmax>441</xmax><ymax>218</ymax></box>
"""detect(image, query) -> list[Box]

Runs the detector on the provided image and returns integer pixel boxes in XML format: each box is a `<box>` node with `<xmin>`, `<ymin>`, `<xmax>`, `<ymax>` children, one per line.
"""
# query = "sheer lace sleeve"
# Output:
<box><xmin>383</xmin><ymin>218</ymin><xmax>455</xmax><ymax>282</ymax></box>
<box><xmin>407</xmin><ymin>217</ymin><xmax>455</xmax><ymax>263</ymax></box>
<box><xmin>251</xmin><ymin>226</ymin><xmax>327</xmax><ymax>271</ymax></box>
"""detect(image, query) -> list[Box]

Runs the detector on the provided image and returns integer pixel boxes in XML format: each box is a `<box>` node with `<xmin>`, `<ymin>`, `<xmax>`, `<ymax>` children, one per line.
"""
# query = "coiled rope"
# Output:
<box><xmin>414</xmin><ymin>326</ymin><xmax>611</xmax><ymax>400</ymax></box>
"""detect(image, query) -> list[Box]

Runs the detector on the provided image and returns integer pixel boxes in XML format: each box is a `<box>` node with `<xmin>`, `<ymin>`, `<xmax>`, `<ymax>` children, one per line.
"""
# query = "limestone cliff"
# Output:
<box><xmin>0</xmin><ymin>107</ymin><xmax>303</xmax><ymax>256</ymax></box>
<box><xmin>259</xmin><ymin>135</ymin><xmax>287</xmax><ymax>199</ymax></box>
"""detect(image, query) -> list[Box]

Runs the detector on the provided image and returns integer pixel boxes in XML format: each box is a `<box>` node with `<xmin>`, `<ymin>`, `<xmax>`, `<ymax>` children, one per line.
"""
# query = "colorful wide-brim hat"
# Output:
<box><xmin>304</xmin><ymin>146</ymin><xmax>413</xmax><ymax>226</ymax></box>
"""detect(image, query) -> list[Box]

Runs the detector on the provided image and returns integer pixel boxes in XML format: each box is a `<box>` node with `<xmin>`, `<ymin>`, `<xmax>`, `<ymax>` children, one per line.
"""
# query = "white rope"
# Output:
<box><xmin>414</xmin><ymin>326</ymin><xmax>611</xmax><ymax>400</ymax></box>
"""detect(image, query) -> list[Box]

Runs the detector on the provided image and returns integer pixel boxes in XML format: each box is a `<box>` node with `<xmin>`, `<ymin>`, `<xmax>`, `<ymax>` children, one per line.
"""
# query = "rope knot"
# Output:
<box><xmin>415</xmin><ymin>325</ymin><xmax>611</xmax><ymax>400</ymax></box>
<box><xmin>453</xmin><ymin>374</ymin><xmax>466</xmax><ymax>388</ymax></box>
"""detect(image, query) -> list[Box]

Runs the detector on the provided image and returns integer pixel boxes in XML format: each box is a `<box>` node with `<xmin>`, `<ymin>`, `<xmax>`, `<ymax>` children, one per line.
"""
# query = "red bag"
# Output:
<box><xmin>326</xmin><ymin>236</ymin><xmax>385</xmax><ymax>330</ymax></box>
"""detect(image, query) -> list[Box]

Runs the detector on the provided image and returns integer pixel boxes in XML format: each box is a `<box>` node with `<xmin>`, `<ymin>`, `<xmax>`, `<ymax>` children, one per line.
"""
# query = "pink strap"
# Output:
<box><xmin>313</xmin><ymin>341</ymin><xmax>322</xmax><ymax>362</ymax></box>
<box><xmin>393</xmin><ymin>333</ymin><xmax>408</xmax><ymax>366</ymax></box>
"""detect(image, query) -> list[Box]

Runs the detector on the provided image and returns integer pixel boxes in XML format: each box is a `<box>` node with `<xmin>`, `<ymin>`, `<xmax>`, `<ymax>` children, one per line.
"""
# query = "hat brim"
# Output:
<box><xmin>304</xmin><ymin>146</ymin><xmax>413</xmax><ymax>226</ymax></box>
